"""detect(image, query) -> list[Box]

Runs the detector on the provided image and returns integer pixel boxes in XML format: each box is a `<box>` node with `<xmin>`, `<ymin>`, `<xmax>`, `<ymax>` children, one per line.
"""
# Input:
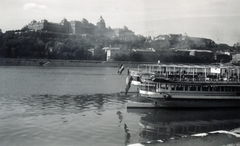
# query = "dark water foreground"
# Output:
<box><xmin>0</xmin><ymin>93</ymin><xmax>130</xmax><ymax>146</ymax></box>
<box><xmin>0</xmin><ymin>93</ymin><xmax>240</xmax><ymax>146</ymax></box>
<box><xmin>0</xmin><ymin>66</ymin><xmax>240</xmax><ymax>146</ymax></box>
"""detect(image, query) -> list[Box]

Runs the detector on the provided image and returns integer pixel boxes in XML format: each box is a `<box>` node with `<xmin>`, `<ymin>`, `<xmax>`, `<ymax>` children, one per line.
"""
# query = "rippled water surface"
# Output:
<box><xmin>0</xmin><ymin>66</ymin><xmax>240</xmax><ymax>146</ymax></box>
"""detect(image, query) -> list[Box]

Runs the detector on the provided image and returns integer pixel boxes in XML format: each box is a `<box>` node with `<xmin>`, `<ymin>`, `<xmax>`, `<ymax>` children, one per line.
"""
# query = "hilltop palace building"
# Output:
<box><xmin>26</xmin><ymin>16</ymin><xmax>135</xmax><ymax>38</ymax></box>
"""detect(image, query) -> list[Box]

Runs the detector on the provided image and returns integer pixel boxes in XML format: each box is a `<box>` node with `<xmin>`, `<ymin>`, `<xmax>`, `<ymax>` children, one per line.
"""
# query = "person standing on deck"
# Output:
<box><xmin>118</xmin><ymin>62</ymin><xmax>125</xmax><ymax>75</ymax></box>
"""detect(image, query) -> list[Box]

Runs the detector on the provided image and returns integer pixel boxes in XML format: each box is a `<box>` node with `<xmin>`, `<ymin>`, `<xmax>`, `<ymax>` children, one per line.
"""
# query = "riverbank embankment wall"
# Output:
<box><xmin>0</xmin><ymin>58</ymin><xmax>155</xmax><ymax>68</ymax></box>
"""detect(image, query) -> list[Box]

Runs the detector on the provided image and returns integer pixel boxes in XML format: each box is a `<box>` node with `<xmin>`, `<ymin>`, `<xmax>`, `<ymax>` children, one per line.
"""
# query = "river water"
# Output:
<box><xmin>0</xmin><ymin>66</ymin><xmax>240</xmax><ymax>146</ymax></box>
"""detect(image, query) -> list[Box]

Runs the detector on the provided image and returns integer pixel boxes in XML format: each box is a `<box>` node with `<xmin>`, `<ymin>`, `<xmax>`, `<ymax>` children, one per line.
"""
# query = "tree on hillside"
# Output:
<box><xmin>45</xmin><ymin>41</ymin><xmax>54</xmax><ymax>58</ymax></box>
<box><xmin>73</xmin><ymin>48</ymin><xmax>92</xmax><ymax>60</ymax></box>
<box><xmin>129</xmin><ymin>52</ymin><xmax>144</xmax><ymax>62</ymax></box>
<box><xmin>114</xmin><ymin>53</ymin><xmax>129</xmax><ymax>61</ymax></box>
<box><xmin>150</xmin><ymin>40</ymin><xmax>170</xmax><ymax>51</ymax></box>
<box><xmin>51</xmin><ymin>41</ymin><xmax>65</xmax><ymax>59</ymax></box>
<box><xmin>233</xmin><ymin>42</ymin><xmax>240</xmax><ymax>53</ymax></box>
<box><xmin>215</xmin><ymin>44</ymin><xmax>233</xmax><ymax>53</ymax></box>
<box><xmin>33</xmin><ymin>38</ymin><xmax>45</xmax><ymax>58</ymax></box>
<box><xmin>129</xmin><ymin>35</ymin><xmax>146</xmax><ymax>48</ymax></box>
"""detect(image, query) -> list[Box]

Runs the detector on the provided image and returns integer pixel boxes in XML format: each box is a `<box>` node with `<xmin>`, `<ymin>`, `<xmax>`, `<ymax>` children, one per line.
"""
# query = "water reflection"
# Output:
<box><xmin>124</xmin><ymin>124</ymin><xmax>131</xmax><ymax>145</ymax></box>
<box><xmin>16</xmin><ymin>93</ymin><xmax>127</xmax><ymax>116</ymax></box>
<box><xmin>116</xmin><ymin>111</ymin><xmax>123</xmax><ymax>124</ymax></box>
<box><xmin>128</xmin><ymin>108</ymin><xmax>240</xmax><ymax>143</ymax></box>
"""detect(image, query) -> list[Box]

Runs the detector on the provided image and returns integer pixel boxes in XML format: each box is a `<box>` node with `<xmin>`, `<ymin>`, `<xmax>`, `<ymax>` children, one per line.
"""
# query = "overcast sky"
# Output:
<box><xmin>1</xmin><ymin>0</ymin><xmax>240</xmax><ymax>45</ymax></box>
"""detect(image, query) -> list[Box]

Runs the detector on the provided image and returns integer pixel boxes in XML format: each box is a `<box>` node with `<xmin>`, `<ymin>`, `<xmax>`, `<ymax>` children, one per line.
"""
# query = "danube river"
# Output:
<box><xmin>0</xmin><ymin>66</ymin><xmax>240</xmax><ymax>146</ymax></box>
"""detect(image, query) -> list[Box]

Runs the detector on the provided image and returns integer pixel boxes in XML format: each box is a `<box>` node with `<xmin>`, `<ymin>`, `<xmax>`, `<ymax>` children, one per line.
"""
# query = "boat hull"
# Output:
<box><xmin>139</xmin><ymin>89</ymin><xmax>240</xmax><ymax>99</ymax></box>
<box><xmin>143</xmin><ymin>97</ymin><xmax>240</xmax><ymax>108</ymax></box>
<box><xmin>138</xmin><ymin>89</ymin><xmax>240</xmax><ymax>108</ymax></box>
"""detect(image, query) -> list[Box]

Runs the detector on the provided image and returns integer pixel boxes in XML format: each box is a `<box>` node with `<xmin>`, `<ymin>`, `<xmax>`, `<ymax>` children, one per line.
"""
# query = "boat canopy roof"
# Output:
<box><xmin>137</xmin><ymin>63</ymin><xmax>240</xmax><ymax>76</ymax></box>
<box><xmin>138</xmin><ymin>63</ymin><xmax>239</xmax><ymax>69</ymax></box>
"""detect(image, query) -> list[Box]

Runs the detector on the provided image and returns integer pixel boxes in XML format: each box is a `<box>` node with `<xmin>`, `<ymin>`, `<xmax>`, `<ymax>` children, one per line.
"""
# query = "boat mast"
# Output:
<box><xmin>204</xmin><ymin>67</ymin><xmax>207</xmax><ymax>81</ymax></box>
<box><xmin>238</xmin><ymin>67</ymin><xmax>240</xmax><ymax>82</ymax></box>
<box><xmin>193</xmin><ymin>67</ymin><xmax>195</xmax><ymax>81</ymax></box>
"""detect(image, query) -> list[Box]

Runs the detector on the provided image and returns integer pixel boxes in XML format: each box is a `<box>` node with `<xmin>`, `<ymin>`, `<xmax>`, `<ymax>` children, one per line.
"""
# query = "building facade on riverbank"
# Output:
<box><xmin>25</xmin><ymin>16</ymin><xmax>135</xmax><ymax>38</ymax></box>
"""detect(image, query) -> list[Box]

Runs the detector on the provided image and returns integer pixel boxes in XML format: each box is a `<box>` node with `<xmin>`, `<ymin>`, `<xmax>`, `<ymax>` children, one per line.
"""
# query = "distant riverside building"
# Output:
<box><xmin>113</xmin><ymin>26</ymin><xmax>135</xmax><ymax>39</ymax></box>
<box><xmin>132</xmin><ymin>48</ymin><xmax>156</xmax><ymax>53</ymax></box>
<box><xmin>102</xmin><ymin>47</ymin><xmax>133</xmax><ymax>61</ymax></box>
<box><xmin>69</xmin><ymin>19</ymin><xmax>96</xmax><ymax>35</ymax></box>
<box><xmin>88</xmin><ymin>48</ymin><xmax>105</xmax><ymax>58</ymax></box>
<box><xmin>96</xmin><ymin>16</ymin><xmax>106</xmax><ymax>29</ymax></box>
<box><xmin>26</xmin><ymin>19</ymin><xmax>69</xmax><ymax>33</ymax></box>
<box><xmin>154</xmin><ymin>34</ymin><xmax>182</xmax><ymax>41</ymax></box>
<box><xmin>103</xmin><ymin>47</ymin><xmax>120</xmax><ymax>61</ymax></box>
<box><xmin>172</xmin><ymin>48</ymin><xmax>213</xmax><ymax>57</ymax></box>
<box><xmin>154</xmin><ymin>34</ymin><xmax>216</xmax><ymax>49</ymax></box>
<box><xmin>25</xmin><ymin>16</ymin><xmax>135</xmax><ymax>38</ymax></box>
<box><xmin>103</xmin><ymin>47</ymin><xmax>155</xmax><ymax>61</ymax></box>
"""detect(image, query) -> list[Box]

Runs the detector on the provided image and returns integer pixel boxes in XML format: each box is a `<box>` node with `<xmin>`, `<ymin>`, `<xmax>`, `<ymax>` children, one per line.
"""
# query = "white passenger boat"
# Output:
<box><xmin>126</xmin><ymin>63</ymin><xmax>240</xmax><ymax>108</ymax></box>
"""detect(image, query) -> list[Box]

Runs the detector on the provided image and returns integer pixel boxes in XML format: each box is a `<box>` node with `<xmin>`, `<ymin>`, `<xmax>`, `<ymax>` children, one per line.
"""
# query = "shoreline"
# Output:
<box><xmin>0</xmin><ymin>58</ymin><xmax>154</xmax><ymax>68</ymax></box>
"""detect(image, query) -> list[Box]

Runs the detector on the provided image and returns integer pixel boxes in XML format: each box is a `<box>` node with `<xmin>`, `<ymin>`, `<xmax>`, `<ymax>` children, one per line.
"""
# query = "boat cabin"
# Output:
<box><xmin>140</xmin><ymin>82</ymin><xmax>240</xmax><ymax>93</ymax></box>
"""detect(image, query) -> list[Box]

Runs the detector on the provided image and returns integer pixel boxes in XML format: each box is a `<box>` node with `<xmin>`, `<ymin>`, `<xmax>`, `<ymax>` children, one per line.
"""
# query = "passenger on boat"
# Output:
<box><xmin>118</xmin><ymin>63</ymin><xmax>125</xmax><ymax>75</ymax></box>
<box><xmin>125</xmin><ymin>75</ymin><xmax>133</xmax><ymax>95</ymax></box>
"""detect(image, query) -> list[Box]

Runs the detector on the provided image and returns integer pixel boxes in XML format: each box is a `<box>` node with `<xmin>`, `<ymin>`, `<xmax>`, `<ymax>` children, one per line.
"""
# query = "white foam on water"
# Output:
<box><xmin>127</xmin><ymin>143</ymin><xmax>145</xmax><ymax>146</ymax></box>
<box><xmin>157</xmin><ymin>139</ymin><xmax>164</xmax><ymax>142</ymax></box>
<box><xmin>146</xmin><ymin>141</ymin><xmax>151</xmax><ymax>143</ymax></box>
<box><xmin>209</xmin><ymin>130</ymin><xmax>240</xmax><ymax>137</ymax></box>
<box><xmin>191</xmin><ymin>133</ymin><xmax>208</xmax><ymax>137</ymax></box>
<box><xmin>230</xmin><ymin>127</ymin><xmax>240</xmax><ymax>133</ymax></box>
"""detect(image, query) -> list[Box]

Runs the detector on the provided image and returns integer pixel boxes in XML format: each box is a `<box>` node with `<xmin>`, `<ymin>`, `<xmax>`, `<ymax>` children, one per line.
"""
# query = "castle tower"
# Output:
<box><xmin>96</xmin><ymin>15</ymin><xmax>106</xmax><ymax>29</ymax></box>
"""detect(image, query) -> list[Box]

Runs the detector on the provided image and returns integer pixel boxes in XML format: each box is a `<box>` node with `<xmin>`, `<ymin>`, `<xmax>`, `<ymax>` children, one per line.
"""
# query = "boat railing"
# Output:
<box><xmin>154</xmin><ymin>73</ymin><xmax>240</xmax><ymax>83</ymax></box>
<box><xmin>136</xmin><ymin>63</ymin><xmax>240</xmax><ymax>83</ymax></box>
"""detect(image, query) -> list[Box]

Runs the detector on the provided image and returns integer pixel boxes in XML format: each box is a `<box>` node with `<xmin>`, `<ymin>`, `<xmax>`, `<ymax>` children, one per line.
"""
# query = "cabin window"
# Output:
<box><xmin>225</xmin><ymin>86</ymin><xmax>231</xmax><ymax>92</ymax></box>
<box><xmin>216</xmin><ymin>86</ymin><xmax>221</xmax><ymax>91</ymax></box>
<box><xmin>202</xmin><ymin>86</ymin><xmax>208</xmax><ymax>91</ymax></box>
<box><xmin>160</xmin><ymin>84</ymin><xmax>165</xmax><ymax>89</ymax></box>
<box><xmin>171</xmin><ymin>85</ymin><xmax>175</xmax><ymax>90</ymax></box>
<box><xmin>210</xmin><ymin>86</ymin><xmax>217</xmax><ymax>91</ymax></box>
<box><xmin>197</xmin><ymin>86</ymin><xmax>201</xmax><ymax>91</ymax></box>
<box><xmin>190</xmin><ymin>86</ymin><xmax>196</xmax><ymax>91</ymax></box>
<box><xmin>142</xmin><ymin>83</ymin><xmax>156</xmax><ymax>91</ymax></box>
<box><xmin>184</xmin><ymin>85</ymin><xmax>188</xmax><ymax>91</ymax></box>
<box><xmin>156</xmin><ymin>83</ymin><xmax>160</xmax><ymax>90</ymax></box>
<box><xmin>176</xmin><ymin>85</ymin><xmax>184</xmax><ymax>91</ymax></box>
<box><xmin>155</xmin><ymin>83</ymin><xmax>160</xmax><ymax>92</ymax></box>
<box><xmin>221</xmin><ymin>87</ymin><xmax>225</xmax><ymax>92</ymax></box>
<box><xmin>160</xmin><ymin>84</ymin><xmax>168</xmax><ymax>90</ymax></box>
<box><xmin>209</xmin><ymin>86</ymin><xmax>213</xmax><ymax>91</ymax></box>
<box><xmin>237</xmin><ymin>87</ymin><xmax>240</xmax><ymax>91</ymax></box>
<box><xmin>141</xmin><ymin>84</ymin><xmax>147</xmax><ymax>90</ymax></box>
<box><xmin>233</xmin><ymin>87</ymin><xmax>236</xmax><ymax>91</ymax></box>
<box><xmin>149</xmin><ymin>85</ymin><xmax>156</xmax><ymax>91</ymax></box>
